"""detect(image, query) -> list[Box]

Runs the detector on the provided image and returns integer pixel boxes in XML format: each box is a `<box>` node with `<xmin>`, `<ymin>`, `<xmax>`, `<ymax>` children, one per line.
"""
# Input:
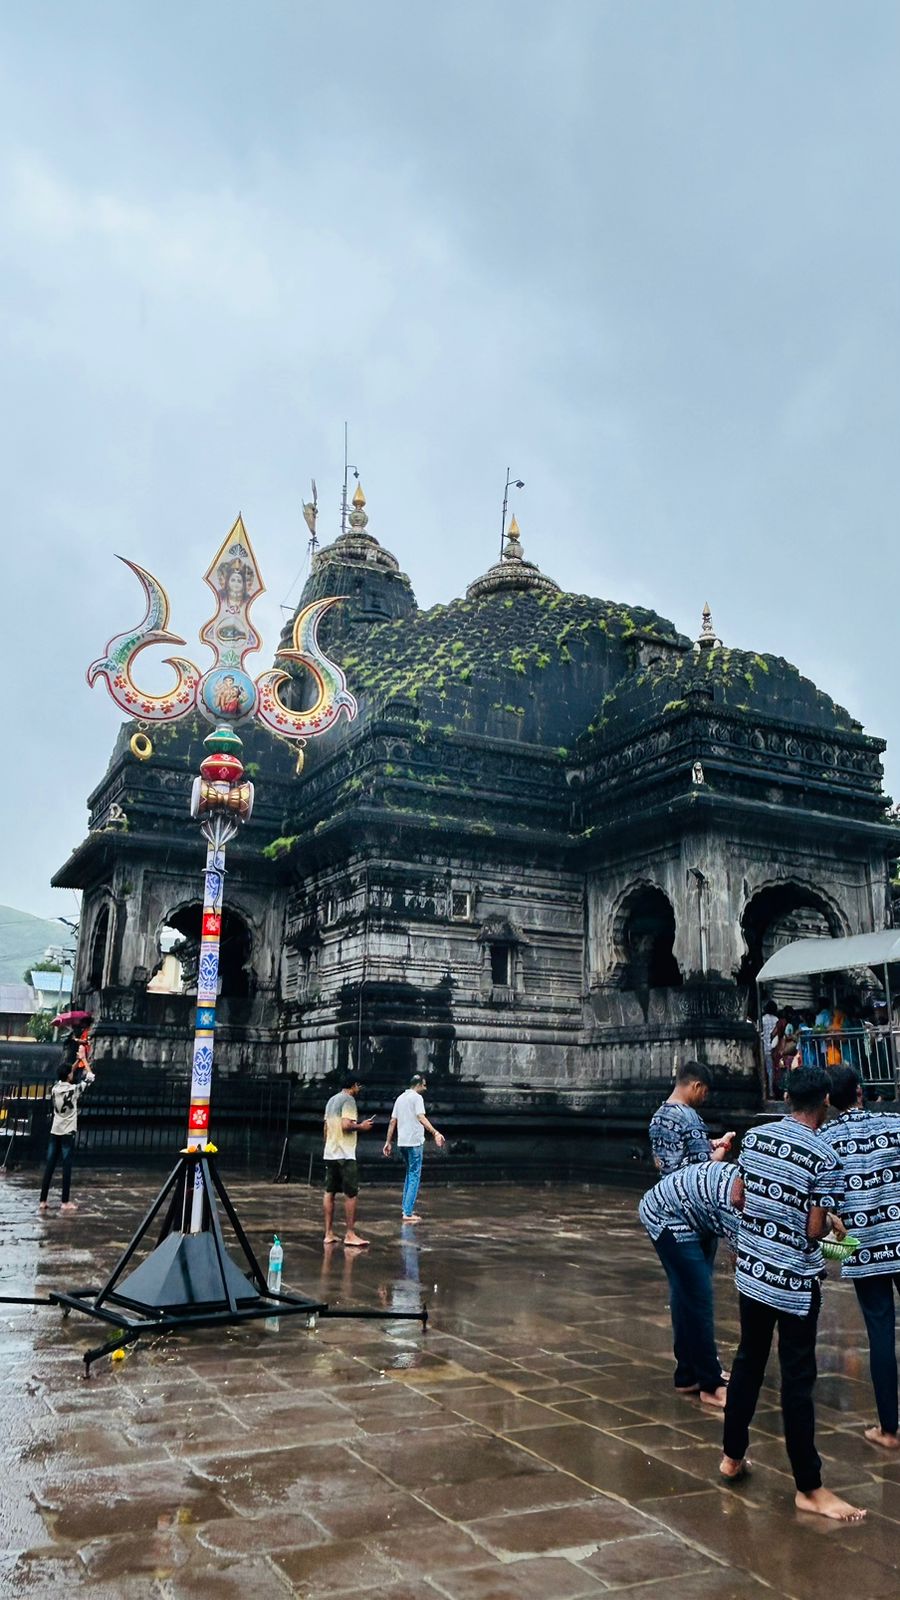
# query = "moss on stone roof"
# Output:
<box><xmin>301</xmin><ymin>587</ymin><xmax>688</xmax><ymax>751</ymax></box>
<box><xmin>586</xmin><ymin>644</ymin><xmax>859</xmax><ymax>741</ymax></box>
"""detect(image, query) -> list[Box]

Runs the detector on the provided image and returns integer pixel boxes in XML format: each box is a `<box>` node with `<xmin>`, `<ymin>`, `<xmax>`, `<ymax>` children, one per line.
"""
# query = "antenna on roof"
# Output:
<box><xmin>340</xmin><ymin>422</ymin><xmax>360</xmax><ymax>536</ymax></box>
<box><xmin>500</xmin><ymin>467</ymin><xmax>525</xmax><ymax>558</ymax></box>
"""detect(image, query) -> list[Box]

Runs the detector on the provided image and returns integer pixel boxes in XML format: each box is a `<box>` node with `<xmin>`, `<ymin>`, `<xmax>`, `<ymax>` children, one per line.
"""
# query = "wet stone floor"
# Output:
<box><xmin>1</xmin><ymin>1172</ymin><xmax>900</xmax><ymax>1599</ymax></box>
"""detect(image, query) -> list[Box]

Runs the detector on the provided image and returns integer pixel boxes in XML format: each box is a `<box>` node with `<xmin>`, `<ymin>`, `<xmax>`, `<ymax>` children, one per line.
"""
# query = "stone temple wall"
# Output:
<box><xmin>53</xmin><ymin>499</ymin><xmax>898</xmax><ymax>1144</ymax></box>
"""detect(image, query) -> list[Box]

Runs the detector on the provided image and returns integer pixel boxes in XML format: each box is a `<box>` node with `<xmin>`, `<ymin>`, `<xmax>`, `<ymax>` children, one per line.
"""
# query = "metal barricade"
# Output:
<box><xmin>796</xmin><ymin>1029</ymin><xmax>897</xmax><ymax>1094</ymax></box>
<box><xmin>0</xmin><ymin>1080</ymin><xmax>50</xmax><ymax>1168</ymax></box>
<box><xmin>1</xmin><ymin>1071</ymin><xmax>293</xmax><ymax>1170</ymax></box>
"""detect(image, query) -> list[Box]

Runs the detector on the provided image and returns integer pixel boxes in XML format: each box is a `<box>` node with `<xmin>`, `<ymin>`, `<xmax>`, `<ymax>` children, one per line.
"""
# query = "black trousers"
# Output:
<box><xmin>723</xmin><ymin>1284</ymin><xmax>822</xmax><ymax>1492</ymax></box>
<box><xmin>40</xmin><ymin>1134</ymin><xmax>75</xmax><ymax>1203</ymax></box>
<box><xmin>854</xmin><ymin>1272</ymin><xmax>900</xmax><ymax>1436</ymax></box>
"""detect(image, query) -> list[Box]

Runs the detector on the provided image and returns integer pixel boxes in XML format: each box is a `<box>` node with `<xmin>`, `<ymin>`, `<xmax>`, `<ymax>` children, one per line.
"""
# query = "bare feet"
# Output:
<box><xmin>343</xmin><ymin>1233</ymin><xmax>369</xmax><ymax>1248</ymax></box>
<box><xmin>38</xmin><ymin>1201</ymin><xmax>48</xmax><ymax>1212</ymax></box>
<box><xmin>720</xmin><ymin>1454</ymin><xmax>751</xmax><ymax>1481</ymax></box>
<box><xmin>401</xmin><ymin>1213</ymin><xmax>421</xmax><ymax>1223</ymax></box>
<box><xmin>322</xmin><ymin>1234</ymin><xmax>339</xmax><ymax>1246</ymax></box>
<box><xmin>675</xmin><ymin>1382</ymin><xmax>700</xmax><ymax>1394</ymax></box>
<box><xmin>700</xmin><ymin>1385</ymin><xmax>728</xmax><ymax>1409</ymax></box>
<box><xmin>794</xmin><ymin>1487</ymin><xmax>867</xmax><ymax>1522</ymax></box>
<box><xmin>59</xmin><ymin>1202</ymin><xmax>78</xmax><ymax>1212</ymax></box>
<box><xmin>865</xmin><ymin>1424</ymin><xmax>900</xmax><ymax>1451</ymax></box>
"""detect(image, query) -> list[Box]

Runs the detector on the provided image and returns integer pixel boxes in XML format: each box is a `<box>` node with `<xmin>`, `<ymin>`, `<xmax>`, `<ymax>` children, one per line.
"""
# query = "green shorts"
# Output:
<box><xmin>324</xmin><ymin>1159</ymin><xmax>359</xmax><ymax>1198</ymax></box>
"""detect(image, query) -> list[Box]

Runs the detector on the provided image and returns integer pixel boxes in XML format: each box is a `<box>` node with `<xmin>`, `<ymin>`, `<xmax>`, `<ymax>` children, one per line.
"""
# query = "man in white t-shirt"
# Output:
<box><xmin>383</xmin><ymin>1073</ymin><xmax>445</xmax><ymax>1222</ymax></box>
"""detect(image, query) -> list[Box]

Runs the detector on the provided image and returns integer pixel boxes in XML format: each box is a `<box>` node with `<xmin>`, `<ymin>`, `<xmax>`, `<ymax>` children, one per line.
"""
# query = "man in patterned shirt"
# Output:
<box><xmin>649</xmin><ymin>1061</ymin><xmax>735</xmax><ymax>1175</ymax></box>
<box><xmin>639</xmin><ymin>1160</ymin><xmax>743</xmax><ymax>1407</ymax></box>
<box><xmin>721</xmin><ymin>1065</ymin><xmax>866</xmax><ymax>1522</ymax></box>
<box><xmin>820</xmin><ymin>1065</ymin><xmax>900</xmax><ymax>1452</ymax></box>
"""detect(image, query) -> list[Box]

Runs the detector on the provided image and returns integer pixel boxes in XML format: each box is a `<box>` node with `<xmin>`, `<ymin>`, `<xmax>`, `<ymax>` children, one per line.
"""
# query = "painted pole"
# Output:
<box><xmin>186</xmin><ymin>723</ymin><xmax>253</xmax><ymax>1228</ymax></box>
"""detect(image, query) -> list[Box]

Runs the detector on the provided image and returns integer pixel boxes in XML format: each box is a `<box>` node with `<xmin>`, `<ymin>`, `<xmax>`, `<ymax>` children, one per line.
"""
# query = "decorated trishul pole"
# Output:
<box><xmin>25</xmin><ymin>508</ymin><xmax>428</xmax><ymax>1374</ymax></box>
<box><xmin>57</xmin><ymin>517</ymin><xmax>362</xmax><ymax>1350</ymax></box>
<box><xmin>88</xmin><ymin>516</ymin><xmax>356</xmax><ymax>1212</ymax></box>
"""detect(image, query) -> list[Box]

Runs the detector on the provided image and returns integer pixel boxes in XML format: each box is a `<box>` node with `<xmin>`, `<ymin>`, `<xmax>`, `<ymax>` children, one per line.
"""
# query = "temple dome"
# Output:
<box><xmin>290</xmin><ymin>483</ymin><xmax>417</xmax><ymax>635</ymax></box>
<box><xmin>586</xmin><ymin>606</ymin><xmax>861</xmax><ymax>743</ymax></box>
<box><xmin>465</xmin><ymin>516</ymin><xmax>560</xmax><ymax>601</ymax></box>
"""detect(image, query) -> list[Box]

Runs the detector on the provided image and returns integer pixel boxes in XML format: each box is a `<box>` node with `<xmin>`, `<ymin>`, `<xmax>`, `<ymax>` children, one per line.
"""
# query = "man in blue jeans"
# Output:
<box><xmin>639</xmin><ymin>1159</ymin><xmax>744</xmax><ymax>1407</ymax></box>
<box><xmin>383</xmin><ymin>1073</ymin><xmax>445</xmax><ymax>1222</ymax></box>
<box><xmin>819</xmin><ymin>1064</ymin><xmax>900</xmax><ymax>1453</ymax></box>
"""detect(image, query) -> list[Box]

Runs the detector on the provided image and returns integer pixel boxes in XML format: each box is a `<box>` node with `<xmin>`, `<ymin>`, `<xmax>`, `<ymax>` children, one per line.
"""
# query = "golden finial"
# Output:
<box><xmin>507</xmin><ymin>514</ymin><xmax>520</xmax><ymax>542</ymax></box>
<box><xmin>347</xmin><ymin>480</ymin><xmax>369</xmax><ymax>534</ymax></box>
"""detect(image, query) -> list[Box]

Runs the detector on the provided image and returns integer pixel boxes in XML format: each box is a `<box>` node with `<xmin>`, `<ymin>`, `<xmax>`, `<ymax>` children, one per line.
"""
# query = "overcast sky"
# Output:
<box><xmin>2</xmin><ymin>1</ymin><xmax>898</xmax><ymax>919</ymax></box>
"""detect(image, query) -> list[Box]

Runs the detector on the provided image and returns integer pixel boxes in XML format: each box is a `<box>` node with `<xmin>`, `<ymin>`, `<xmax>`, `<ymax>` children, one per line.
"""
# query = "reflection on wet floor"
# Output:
<box><xmin>1</xmin><ymin>1171</ymin><xmax>898</xmax><ymax>1597</ymax></box>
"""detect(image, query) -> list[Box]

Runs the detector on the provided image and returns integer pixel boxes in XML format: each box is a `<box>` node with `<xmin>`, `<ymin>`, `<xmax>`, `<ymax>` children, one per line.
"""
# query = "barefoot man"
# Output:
<box><xmin>639</xmin><ymin>1159</ymin><xmax>743</xmax><ymax>1408</ymax></box>
<box><xmin>819</xmin><ymin>1065</ymin><xmax>900</xmax><ymax>1453</ymax></box>
<box><xmin>322</xmin><ymin>1074</ymin><xmax>375</xmax><ymax>1248</ymax></box>
<box><xmin>38</xmin><ymin>1057</ymin><xmax>95</xmax><ymax>1213</ymax></box>
<box><xmin>721</xmin><ymin>1064</ymin><xmax>866</xmax><ymax>1521</ymax></box>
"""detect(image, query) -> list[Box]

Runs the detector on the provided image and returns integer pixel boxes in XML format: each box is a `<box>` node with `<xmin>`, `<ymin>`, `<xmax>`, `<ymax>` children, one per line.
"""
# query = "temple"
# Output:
<box><xmin>55</xmin><ymin>487</ymin><xmax>897</xmax><ymax>1134</ymax></box>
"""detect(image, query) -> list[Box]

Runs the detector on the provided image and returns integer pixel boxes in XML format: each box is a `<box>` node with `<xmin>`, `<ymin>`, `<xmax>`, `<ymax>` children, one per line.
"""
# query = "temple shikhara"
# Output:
<box><xmin>55</xmin><ymin>485</ymin><xmax>896</xmax><ymax>1137</ymax></box>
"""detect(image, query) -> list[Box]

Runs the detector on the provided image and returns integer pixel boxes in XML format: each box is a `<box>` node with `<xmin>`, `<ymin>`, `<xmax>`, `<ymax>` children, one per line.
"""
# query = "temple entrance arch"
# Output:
<box><xmin>612</xmin><ymin>882</ymin><xmax>682</xmax><ymax>990</ymax></box>
<box><xmin>88</xmin><ymin>904</ymin><xmax>111</xmax><ymax>990</ymax></box>
<box><xmin>148</xmin><ymin>902</ymin><xmax>253</xmax><ymax>998</ymax></box>
<box><xmin>738</xmin><ymin>881</ymin><xmax>847</xmax><ymax>1014</ymax></box>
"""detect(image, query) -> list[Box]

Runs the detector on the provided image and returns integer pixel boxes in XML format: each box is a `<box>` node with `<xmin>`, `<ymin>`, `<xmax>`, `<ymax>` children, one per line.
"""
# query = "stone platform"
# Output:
<box><xmin>1</xmin><ymin>1171</ymin><xmax>899</xmax><ymax>1598</ymax></box>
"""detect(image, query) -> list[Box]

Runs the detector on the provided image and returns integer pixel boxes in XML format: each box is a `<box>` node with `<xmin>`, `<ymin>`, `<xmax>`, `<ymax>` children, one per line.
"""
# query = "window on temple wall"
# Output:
<box><xmin>282</xmin><ymin>948</ymin><xmax>300</xmax><ymax>1002</ymax></box>
<box><xmin>88</xmin><ymin>906</ymin><xmax>110</xmax><ymax>989</ymax></box>
<box><xmin>490</xmin><ymin>943</ymin><xmax>513</xmax><ymax>986</ymax></box>
<box><xmin>452</xmin><ymin>890</ymin><xmax>472</xmax><ymax>920</ymax></box>
<box><xmin>619</xmin><ymin>886</ymin><xmax>682</xmax><ymax>989</ymax></box>
<box><xmin>147</xmin><ymin>904</ymin><xmax>253</xmax><ymax>998</ymax></box>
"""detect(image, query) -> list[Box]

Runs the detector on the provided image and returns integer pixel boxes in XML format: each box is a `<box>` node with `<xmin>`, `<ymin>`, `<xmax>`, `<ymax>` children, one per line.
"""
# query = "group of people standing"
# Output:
<box><xmin>642</xmin><ymin>1057</ymin><xmax>900</xmax><ymax>1523</ymax></box>
<box><xmin>760</xmin><ymin>994</ymin><xmax>890</xmax><ymax>1098</ymax></box>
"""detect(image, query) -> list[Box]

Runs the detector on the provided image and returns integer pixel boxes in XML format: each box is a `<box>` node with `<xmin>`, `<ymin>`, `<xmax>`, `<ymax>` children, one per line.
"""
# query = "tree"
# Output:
<box><xmin>27</xmin><ymin>1011</ymin><xmax>56</xmax><ymax>1043</ymax></box>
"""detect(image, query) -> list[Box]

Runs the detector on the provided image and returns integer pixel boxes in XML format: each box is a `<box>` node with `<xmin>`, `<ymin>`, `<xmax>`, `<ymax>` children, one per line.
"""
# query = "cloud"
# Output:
<box><xmin>1</xmin><ymin>2</ymin><xmax>898</xmax><ymax>914</ymax></box>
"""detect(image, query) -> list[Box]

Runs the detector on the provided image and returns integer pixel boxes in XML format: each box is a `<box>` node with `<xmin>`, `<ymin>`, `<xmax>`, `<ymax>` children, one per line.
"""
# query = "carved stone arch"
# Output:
<box><xmin>609</xmin><ymin>878</ymin><xmax>682</xmax><ymax>990</ymax></box>
<box><xmin>737</xmin><ymin>876</ymin><xmax>850</xmax><ymax>1013</ymax></box>
<box><xmin>609</xmin><ymin>878</ymin><xmax>665</xmax><ymax>964</ymax></box>
<box><xmin>149</xmin><ymin>895</ymin><xmax>255</xmax><ymax>999</ymax></box>
<box><xmin>741</xmin><ymin>875</ymin><xmax>850</xmax><ymax>939</ymax></box>
<box><xmin>87</xmin><ymin>896</ymin><xmax>114</xmax><ymax>990</ymax></box>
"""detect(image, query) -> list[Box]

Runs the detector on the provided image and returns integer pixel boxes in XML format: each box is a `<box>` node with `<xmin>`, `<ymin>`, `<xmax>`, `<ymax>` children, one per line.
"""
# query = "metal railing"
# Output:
<box><xmin>0</xmin><ymin>1073</ymin><xmax>292</xmax><ymax>1169</ymax></box>
<box><xmin>793</xmin><ymin>1028</ymin><xmax>897</xmax><ymax>1093</ymax></box>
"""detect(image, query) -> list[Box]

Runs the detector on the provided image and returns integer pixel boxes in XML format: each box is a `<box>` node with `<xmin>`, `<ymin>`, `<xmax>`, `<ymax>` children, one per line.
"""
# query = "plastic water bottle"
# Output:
<box><xmin>267</xmin><ymin>1235</ymin><xmax>283</xmax><ymax>1293</ymax></box>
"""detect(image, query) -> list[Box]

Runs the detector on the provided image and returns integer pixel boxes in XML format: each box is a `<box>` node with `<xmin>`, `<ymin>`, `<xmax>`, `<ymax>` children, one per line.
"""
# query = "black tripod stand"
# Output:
<box><xmin>32</xmin><ymin>1149</ymin><xmax>426</xmax><ymax>1376</ymax></box>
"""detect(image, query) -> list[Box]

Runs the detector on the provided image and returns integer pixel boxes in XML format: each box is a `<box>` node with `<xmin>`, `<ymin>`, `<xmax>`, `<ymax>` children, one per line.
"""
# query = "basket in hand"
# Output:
<box><xmin>822</xmin><ymin>1234</ymin><xmax>862</xmax><ymax>1263</ymax></box>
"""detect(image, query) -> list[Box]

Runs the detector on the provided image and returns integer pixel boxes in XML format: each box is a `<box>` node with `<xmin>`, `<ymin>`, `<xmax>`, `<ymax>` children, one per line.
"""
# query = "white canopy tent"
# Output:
<box><xmin>757</xmin><ymin>930</ymin><xmax>900</xmax><ymax>985</ymax></box>
<box><xmin>757</xmin><ymin>930</ymin><xmax>900</xmax><ymax>1092</ymax></box>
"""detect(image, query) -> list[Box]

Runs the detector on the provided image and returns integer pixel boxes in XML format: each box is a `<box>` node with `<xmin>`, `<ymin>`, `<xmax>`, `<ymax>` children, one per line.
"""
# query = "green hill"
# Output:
<box><xmin>0</xmin><ymin>905</ymin><xmax>74</xmax><ymax>986</ymax></box>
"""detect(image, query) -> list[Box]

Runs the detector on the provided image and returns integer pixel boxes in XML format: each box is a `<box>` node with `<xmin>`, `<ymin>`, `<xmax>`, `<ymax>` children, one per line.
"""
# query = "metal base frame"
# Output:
<box><xmin>5</xmin><ymin>1151</ymin><xmax>426</xmax><ymax>1376</ymax></box>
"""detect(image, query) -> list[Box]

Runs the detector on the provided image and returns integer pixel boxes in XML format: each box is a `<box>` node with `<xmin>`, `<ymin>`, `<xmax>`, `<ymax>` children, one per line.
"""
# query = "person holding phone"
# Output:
<box><xmin>649</xmin><ymin>1060</ymin><xmax>735</xmax><ymax>1175</ymax></box>
<box><xmin>322</xmin><ymin>1074</ymin><xmax>375</xmax><ymax>1248</ymax></box>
